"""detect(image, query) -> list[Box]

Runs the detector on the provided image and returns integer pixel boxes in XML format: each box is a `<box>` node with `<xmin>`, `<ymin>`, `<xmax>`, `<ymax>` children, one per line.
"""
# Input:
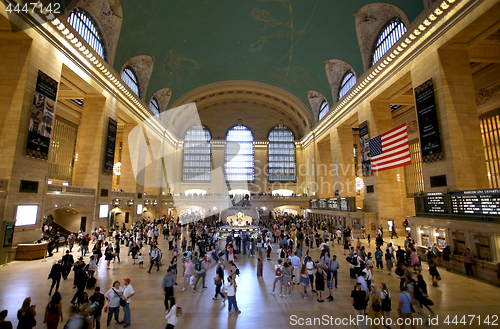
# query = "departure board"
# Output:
<box><xmin>450</xmin><ymin>189</ymin><xmax>500</xmax><ymax>215</ymax></box>
<box><xmin>423</xmin><ymin>193</ymin><xmax>449</xmax><ymax>214</ymax></box>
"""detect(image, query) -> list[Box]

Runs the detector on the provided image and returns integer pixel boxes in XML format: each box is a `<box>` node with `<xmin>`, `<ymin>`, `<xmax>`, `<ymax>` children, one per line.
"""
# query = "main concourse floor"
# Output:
<box><xmin>0</xmin><ymin>232</ymin><xmax>498</xmax><ymax>329</ymax></box>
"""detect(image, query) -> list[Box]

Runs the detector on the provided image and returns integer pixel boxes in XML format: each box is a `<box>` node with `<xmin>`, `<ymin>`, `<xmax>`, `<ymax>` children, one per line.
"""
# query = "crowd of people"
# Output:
<box><xmin>5</xmin><ymin>212</ymin><xmax>489</xmax><ymax>329</ymax></box>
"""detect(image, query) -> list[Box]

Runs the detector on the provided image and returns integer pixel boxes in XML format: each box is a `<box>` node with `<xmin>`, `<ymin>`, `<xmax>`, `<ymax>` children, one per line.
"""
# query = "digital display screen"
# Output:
<box><xmin>15</xmin><ymin>205</ymin><xmax>38</xmax><ymax>226</ymax></box>
<box><xmin>99</xmin><ymin>204</ymin><xmax>109</xmax><ymax>218</ymax></box>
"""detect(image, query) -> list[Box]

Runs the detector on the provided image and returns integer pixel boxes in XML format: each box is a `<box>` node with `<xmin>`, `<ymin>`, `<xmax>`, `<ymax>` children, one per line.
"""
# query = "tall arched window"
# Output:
<box><xmin>338</xmin><ymin>71</ymin><xmax>356</xmax><ymax>100</ymax></box>
<box><xmin>182</xmin><ymin>125</ymin><xmax>212</xmax><ymax>181</ymax></box>
<box><xmin>318</xmin><ymin>100</ymin><xmax>329</xmax><ymax>121</ymax></box>
<box><xmin>67</xmin><ymin>7</ymin><xmax>106</xmax><ymax>61</ymax></box>
<box><xmin>371</xmin><ymin>17</ymin><xmax>407</xmax><ymax>66</ymax></box>
<box><xmin>268</xmin><ymin>125</ymin><xmax>296</xmax><ymax>182</ymax></box>
<box><xmin>121</xmin><ymin>67</ymin><xmax>140</xmax><ymax>97</ymax></box>
<box><xmin>149</xmin><ymin>97</ymin><xmax>160</xmax><ymax>116</ymax></box>
<box><xmin>225</xmin><ymin>125</ymin><xmax>254</xmax><ymax>181</ymax></box>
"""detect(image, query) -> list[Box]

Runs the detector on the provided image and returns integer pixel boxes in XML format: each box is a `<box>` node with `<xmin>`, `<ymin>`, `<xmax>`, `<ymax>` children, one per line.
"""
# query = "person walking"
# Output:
<box><xmin>367</xmin><ymin>285</ymin><xmax>383</xmax><ymax>329</ymax></box>
<box><xmin>379</xmin><ymin>283</ymin><xmax>392</xmax><ymax>329</ymax></box>
<box><xmin>192</xmin><ymin>255</ymin><xmax>208</xmax><ymax>292</ymax></box>
<box><xmin>213</xmin><ymin>266</ymin><xmax>226</xmax><ymax>301</ymax></box>
<box><xmin>43</xmin><ymin>292</ymin><xmax>63</xmax><ymax>329</ymax></box>
<box><xmin>397</xmin><ymin>285</ymin><xmax>416</xmax><ymax>329</ymax></box>
<box><xmin>148</xmin><ymin>245</ymin><xmax>160</xmax><ymax>273</ymax></box>
<box><xmin>48</xmin><ymin>260</ymin><xmax>63</xmax><ymax>295</ymax></box>
<box><xmin>299</xmin><ymin>265</ymin><xmax>310</xmax><ymax>299</ymax></box>
<box><xmin>17</xmin><ymin>298</ymin><xmax>36</xmax><ymax>329</ymax></box>
<box><xmin>67</xmin><ymin>233</ymin><xmax>75</xmax><ymax>253</ymax></box>
<box><xmin>291</xmin><ymin>252</ymin><xmax>301</xmax><ymax>285</ymax></box>
<box><xmin>181</xmin><ymin>257</ymin><xmax>195</xmax><ymax>292</ymax></box>
<box><xmin>89</xmin><ymin>287</ymin><xmax>105</xmax><ymax>329</ymax></box>
<box><xmin>104</xmin><ymin>281</ymin><xmax>123</xmax><ymax>326</ymax></box>
<box><xmin>120</xmin><ymin>278</ymin><xmax>134</xmax><ymax>327</ymax></box>
<box><xmin>282</xmin><ymin>261</ymin><xmax>292</xmax><ymax>298</ymax></box>
<box><xmin>104</xmin><ymin>243</ymin><xmax>114</xmax><ymax>270</ymax></box>
<box><xmin>225</xmin><ymin>276</ymin><xmax>241</xmax><ymax>315</ymax></box>
<box><xmin>313</xmin><ymin>262</ymin><xmax>326</xmax><ymax>302</ymax></box>
<box><xmin>70</xmin><ymin>264</ymin><xmax>88</xmax><ymax>305</ymax></box>
<box><xmin>351</xmin><ymin>283</ymin><xmax>368</xmax><ymax>329</ymax></box>
<box><xmin>328</xmin><ymin>255</ymin><xmax>339</xmax><ymax>289</ymax></box>
<box><xmin>61</xmin><ymin>251</ymin><xmax>74</xmax><ymax>280</ymax></box>
<box><xmin>164</xmin><ymin>297</ymin><xmax>178</xmax><ymax>329</ymax></box>
<box><xmin>270</xmin><ymin>259</ymin><xmax>283</xmax><ymax>296</ymax></box>
<box><xmin>162</xmin><ymin>268</ymin><xmax>176</xmax><ymax>309</ymax></box>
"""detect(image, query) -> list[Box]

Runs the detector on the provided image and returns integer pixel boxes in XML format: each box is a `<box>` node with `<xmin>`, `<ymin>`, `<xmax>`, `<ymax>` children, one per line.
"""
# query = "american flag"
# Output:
<box><xmin>368</xmin><ymin>123</ymin><xmax>411</xmax><ymax>172</ymax></box>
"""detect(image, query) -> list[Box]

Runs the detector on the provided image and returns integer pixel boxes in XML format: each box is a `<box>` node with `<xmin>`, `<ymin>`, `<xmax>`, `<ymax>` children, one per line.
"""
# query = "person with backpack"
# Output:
<box><xmin>270</xmin><ymin>259</ymin><xmax>283</xmax><ymax>296</ymax></box>
<box><xmin>367</xmin><ymin>285</ymin><xmax>383</xmax><ymax>329</ymax></box>
<box><xmin>192</xmin><ymin>256</ymin><xmax>207</xmax><ymax>292</ymax></box>
<box><xmin>379</xmin><ymin>283</ymin><xmax>392</xmax><ymax>329</ymax></box>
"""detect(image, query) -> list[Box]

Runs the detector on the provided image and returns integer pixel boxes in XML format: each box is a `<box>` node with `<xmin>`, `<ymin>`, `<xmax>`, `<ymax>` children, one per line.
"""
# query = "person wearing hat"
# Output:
<box><xmin>120</xmin><ymin>279</ymin><xmax>134</xmax><ymax>328</ymax></box>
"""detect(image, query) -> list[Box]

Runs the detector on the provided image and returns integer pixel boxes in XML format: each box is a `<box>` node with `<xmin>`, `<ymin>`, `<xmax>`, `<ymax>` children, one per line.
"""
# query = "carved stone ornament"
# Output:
<box><xmin>324</xmin><ymin>59</ymin><xmax>357</xmax><ymax>105</ymax></box>
<box><xmin>151</xmin><ymin>88</ymin><xmax>172</xmax><ymax>113</ymax></box>
<box><xmin>122</xmin><ymin>55</ymin><xmax>156</xmax><ymax>101</ymax></box>
<box><xmin>476</xmin><ymin>82</ymin><xmax>500</xmax><ymax>106</ymax></box>
<box><xmin>354</xmin><ymin>3</ymin><xmax>410</xmax><ymax>72</ymax></box>
<box><xmin>76</xmin><ymin>0</ymin><xmax>122</xmax><ymax>65</ymax></box>
<box><xmin>307</xmin><ymin>90</ymin><xmax>327</xmax><ymax>123</ymax></box>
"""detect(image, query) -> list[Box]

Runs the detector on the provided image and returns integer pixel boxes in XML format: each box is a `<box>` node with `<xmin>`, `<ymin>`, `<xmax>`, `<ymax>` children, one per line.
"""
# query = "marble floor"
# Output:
<box><xmin>0</xmin><ymin>233</ymin><xmax>499</xmax><ymax>329</ymax></box>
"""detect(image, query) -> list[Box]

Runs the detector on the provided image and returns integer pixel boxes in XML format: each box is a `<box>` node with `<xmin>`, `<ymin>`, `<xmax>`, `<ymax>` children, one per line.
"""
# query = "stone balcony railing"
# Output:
<box><xmin>46</xmin><ymin>184</ymin><xmax>96</xmax><ymax>196</ymax></box>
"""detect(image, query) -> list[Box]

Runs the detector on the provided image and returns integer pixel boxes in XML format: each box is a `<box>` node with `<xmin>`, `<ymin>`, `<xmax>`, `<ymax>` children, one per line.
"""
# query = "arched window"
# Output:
<box><xmin>225</xmin><ymin>125</ymin><xmax>254</xmax><ymax>181</ymax></box>
<box><xmin>318</xmin><ymin>100</ymin><xmax>329</xmax><ymax>121</ymax></box>
<box><xmin>121</xmin><ymin>67</ymin><xmax>140</xmax><ymax>97</ymax></box>
<box><xmin>338</xmin><ymin>71</ymin><xmax>356</xmax><ymax>100</ymax></box>
<box><xmin>67</xmin><ymin>7</ymin><xmax>106</xmax><ymax>61</ymax></box>
<box><xmin>149</xmin><ymin>97</ymin><xmax>160</xmax><ymax>115</ymax></box>
<box><xmin>371</xmin><ymin>17</ymin><xmax>407</xmax><ymax>66</ymax></box>
<box><xmin>268</xmin><ymin>125</ymin><xmax>296</xmax><ymax>182</ymax></box>
<box><xmin>182</xmin><ymin>125</ymin><xmax>212</xmax><ymax>181</ymax></box>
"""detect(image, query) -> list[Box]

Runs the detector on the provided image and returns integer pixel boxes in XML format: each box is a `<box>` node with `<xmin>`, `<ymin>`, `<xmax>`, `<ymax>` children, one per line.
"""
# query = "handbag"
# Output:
<box><xmin>113</xmin><ymin>289</ymin><xmax>127</xmax><ymax>306</ymax></box>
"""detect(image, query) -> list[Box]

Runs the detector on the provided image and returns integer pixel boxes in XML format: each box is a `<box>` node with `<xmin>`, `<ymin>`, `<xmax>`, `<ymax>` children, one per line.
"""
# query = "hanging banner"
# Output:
<box><xmin>103</xmin><ymin>117</ymin><xmax>117</xmax><ymax>175</ymax></box>
<box><xmin>415</xmin><ymin>78</ymin><xmax>443</xmax><ymax>163</ymax></box>
<box><xmin>359</xmin><ymin>121</ymin><xmax>372</xmax><ymax>176</ymax></box>
<box><xmin>26</xmin><ymin>70</ymin><xmax>58</xmax><ymax>160</ymax></box>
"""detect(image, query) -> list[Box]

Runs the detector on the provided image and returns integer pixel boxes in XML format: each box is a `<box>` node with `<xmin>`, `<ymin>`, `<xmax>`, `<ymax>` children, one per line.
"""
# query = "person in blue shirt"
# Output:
<box><xmin>375</xmin><ymin>247</ymin><xmax>384</xmax><ymax>272</ymax></box>
<box><xmin>398</xmin><ymin>285</ymin><xmax>416</xmax><ymax>329</ymax></box>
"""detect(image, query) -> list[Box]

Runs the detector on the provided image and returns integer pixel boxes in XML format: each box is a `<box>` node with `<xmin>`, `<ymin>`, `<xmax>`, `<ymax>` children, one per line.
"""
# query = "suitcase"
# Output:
<box><xmin>350</xmin><ymin>267</ymin><xmax>357</xmax><ymax>279</ymax></box>
<box><xmin>86</xmin><ymin>277</ymin><xmax>97</xmax><ymax>289</ymax></box>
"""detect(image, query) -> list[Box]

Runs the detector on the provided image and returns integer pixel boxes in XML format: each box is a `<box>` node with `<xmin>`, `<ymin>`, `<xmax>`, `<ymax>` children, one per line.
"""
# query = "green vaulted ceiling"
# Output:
<box><xmin>114</xmin><ymin>0</ymin><xmax>424</xmax><ymax>113</ymax></box>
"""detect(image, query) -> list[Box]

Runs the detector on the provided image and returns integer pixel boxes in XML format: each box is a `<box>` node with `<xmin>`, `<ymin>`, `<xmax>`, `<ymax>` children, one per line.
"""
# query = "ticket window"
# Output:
<box><xmin>419</xmin><ymin>227</ymin><xmax>430</xmax><ymax>246</ymax></box>
<box><xmin>434</xmin><ymin>229</ymin><xmax>446</xmax><ymax>249</ymax></box>
<box><xmin>474</xmin><ymin>234</ymin><xmax>492</xmax><ymax>262</ymax></box>
<box><xmin>451</xmin><ymin>231</ymin><xmax>466</xmax><ymax>255</ymax></box>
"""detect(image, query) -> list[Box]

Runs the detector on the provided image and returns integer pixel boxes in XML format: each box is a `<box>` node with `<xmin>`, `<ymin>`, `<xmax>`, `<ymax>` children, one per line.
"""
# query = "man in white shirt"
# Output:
<box><xmin>290</xmin><ymin>252</ymin><xmax>301</xmax><ymax>285</ymax></box>
<box><xmin>336</xmin><ymin>229</ymin><xmax>342</xmax><ymax>245</ymax></box>
<box><xmin>120</xmin><ymin>278</ymin><xmax>135</xmax><ymax>327</ymax></box>
<box><xmin>357</xmin><ymin>271</ymin><xmax>369</xmax><ymax>294</ymax></box>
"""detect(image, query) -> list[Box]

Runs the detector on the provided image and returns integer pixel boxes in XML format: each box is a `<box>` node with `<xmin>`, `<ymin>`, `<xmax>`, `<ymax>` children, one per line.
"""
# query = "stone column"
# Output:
<box><xmin>410</xmin><ymin>47</ymin><xmax>488</xmax><ymax>191</ymax></box>
<box><xmin>359</xmin><ymin>100</ymin><xmax>407</xmax><ymax>228</ymax></box>
<box><xmin>330</xmin><ymin>125</ymin><xmax>356</xmax><ymax>197</ymax></box>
